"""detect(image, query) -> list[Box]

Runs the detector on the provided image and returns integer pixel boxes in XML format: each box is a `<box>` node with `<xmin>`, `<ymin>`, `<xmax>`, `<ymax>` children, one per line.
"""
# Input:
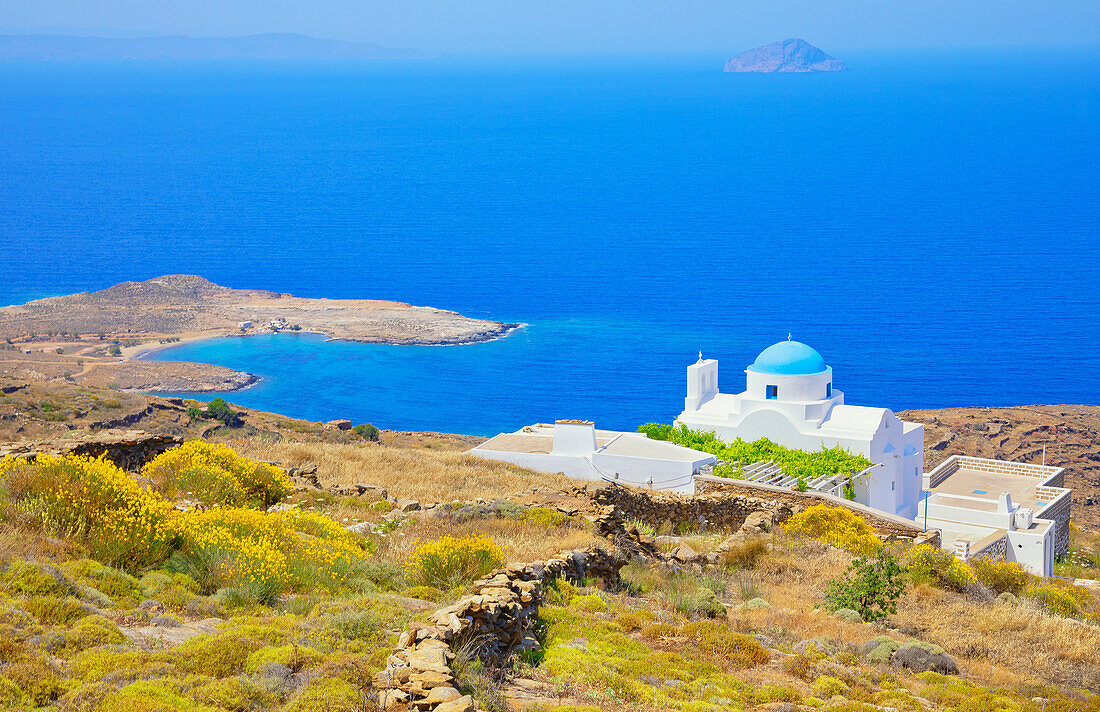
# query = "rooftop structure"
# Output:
<box><xmin>470</xmin><ymin>420</ymin><xmax>716</xmax><ymax>494</ymax></box>
<box><xmin>919</xmin><ymin>455</ymin><xmax>1070</xmax><ymax>576</ymax></box>
<box><xmin>676</xmin><ymin>339</ymin><xmax>924</xmax><ymax>518</ymax></box>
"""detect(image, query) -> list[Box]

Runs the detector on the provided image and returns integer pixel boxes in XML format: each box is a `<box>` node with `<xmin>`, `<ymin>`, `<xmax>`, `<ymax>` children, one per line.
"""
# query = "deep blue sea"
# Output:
<box><xmin>1</xmin><ymin>51</ymin><xmax>1097</xmax><ymax>435</ymax></box>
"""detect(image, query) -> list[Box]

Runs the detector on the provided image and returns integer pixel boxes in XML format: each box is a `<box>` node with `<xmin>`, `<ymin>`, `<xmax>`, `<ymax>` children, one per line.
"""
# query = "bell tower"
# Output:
<box><xmin>685</xmin><ymin>352</ymin><xmax>719</xmax><ymax>411</ymax></box>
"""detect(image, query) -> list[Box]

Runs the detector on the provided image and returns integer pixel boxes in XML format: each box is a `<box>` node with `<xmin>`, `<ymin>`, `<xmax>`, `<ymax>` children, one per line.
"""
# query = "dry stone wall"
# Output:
<box><xmin>694</xmin><ymin>475</ymin><xmax>932</xmax><ymax>541</ymax></box>
<box><xmin>374</xmin><ymin>546</ymin><xmax>624</xmax><ymax>712</ymax></box>
<box><xmin>591</xmin><ymin>482</ymin><xmax>794</xmax><ymax>533</ymax></box>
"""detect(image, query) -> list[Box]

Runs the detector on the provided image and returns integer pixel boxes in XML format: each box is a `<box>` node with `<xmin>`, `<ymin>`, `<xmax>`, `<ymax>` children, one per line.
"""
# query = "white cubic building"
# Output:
<box><xmin>470</xmin><ymin>420</ymin><xmax>716</xmax><ymax>494</ymax></box>
<box><xmin>675</xmin><ymin>339</ymin><xmax>924</xmax><ymax>518</ymax></box>
<box><xmin>918</xmin><ymin>455</ymin><xmax>1070</xmax><ymax>576</ymax></box>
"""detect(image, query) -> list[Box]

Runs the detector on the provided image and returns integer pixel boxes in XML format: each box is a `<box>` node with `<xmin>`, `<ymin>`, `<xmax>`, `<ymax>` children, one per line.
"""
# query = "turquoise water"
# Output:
<box><xmin>1</xmin><ymin>51</ymin><xmax>1098</xmax><ymax>434</ymax></box>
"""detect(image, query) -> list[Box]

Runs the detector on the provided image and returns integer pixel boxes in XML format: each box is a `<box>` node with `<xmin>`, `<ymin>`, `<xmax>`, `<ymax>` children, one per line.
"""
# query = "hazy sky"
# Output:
<box><xmin>1</xmin><ymin>0</ymin><xmax>1097</xmax><ymax>54</ymax></box>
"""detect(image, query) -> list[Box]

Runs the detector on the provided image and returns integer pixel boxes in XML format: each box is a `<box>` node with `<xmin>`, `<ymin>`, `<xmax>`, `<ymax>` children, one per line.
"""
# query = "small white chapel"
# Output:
<box><xmin>675</xmin><ymin>338</ymin><xmax>925</xmax><ymax>518</ymax></box>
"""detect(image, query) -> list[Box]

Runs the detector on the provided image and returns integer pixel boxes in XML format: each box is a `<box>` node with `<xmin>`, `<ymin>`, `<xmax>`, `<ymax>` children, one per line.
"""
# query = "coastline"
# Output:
<box><xmin>0</xmin><ymin>275</ymin><xmax>524</xmax><ymax>395</ymax></box>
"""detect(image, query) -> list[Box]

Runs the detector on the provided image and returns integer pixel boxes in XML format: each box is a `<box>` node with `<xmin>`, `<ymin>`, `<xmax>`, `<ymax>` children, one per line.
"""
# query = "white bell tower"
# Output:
<box><xmin>685</xmin><ymin>352</ymin><xmax>719</xmax><ymax>412</ymax></box>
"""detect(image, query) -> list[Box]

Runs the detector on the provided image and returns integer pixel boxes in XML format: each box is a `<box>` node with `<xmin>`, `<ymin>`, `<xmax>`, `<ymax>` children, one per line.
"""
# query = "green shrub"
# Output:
<box><xmin>571</xmin><ymin>594</ymin><xmax>608</xmax><ymax>613</ymax></box>
<box><xmin>176</xmin><ymin>632</ymin><xmax>260</xmax><ymax>677</ymax></box>
<box><xmin>245</xmin><ymin>644</ymin><xmax>324</xmax><ymax>673</ymax></box>
<box><xmin>402</xmin><ymin>585</ymin><xmax>444</xmax><ymax>602</ymax></box>
<box><xmin>282</xmin><ymin>677</ymin><xmax>363</xmax><ymax>712</ymax></box>
<box><xmin>639</xmin><ymin>424</ymin><xmax>872</xmax><ymax>482</ymax></box>
<box><xmin>64</xmin><ymin>614</ymin><xmax>126</xmax><ymax>652</ymax></box>
<box><xmin>683</xmin><ymin>621</ymin><xmax>770</xmax><ymax>666</ymax></box>
<box><xmin>100</xmin><ymin>679</ymin><xmax>220</xmax><ymax>711</ymax></box>
<box><xmin>812</xmin><ymin>674</ymin><xmax>849</xmax><ymax>698</ymax></box>
<box><xmin>352</xmin><ymin>423</ymin><xmax>380</xmax><ymax>441</ymax></box>
<box><xmin>25</xmin><ymin>595</ymin><xmax>89</xmax><ymax>624</ymax></box>
<box><xmin>0</xmin><ymin>560</ymin><xmax>74</xmax><ymax>597</ymax></box>
<box><xmin>0</xmin><ymin>676</ymin><xmax>29</xmax><ymax>710</ymax></box>
<box><xmin>61</xmin><ymin>559</ymin><xmax>143</xmax><ymax>605</ymax></box>
<box><xmin>824</xmin><ymin>550</ymin><xmax>906</xmax><ymax>623</ymax></box>
<box><xmin>4</xmin><ymin>658</ymin><xmax>64</xmax><ymax>706</ymax></box>
<box><xmin>205</xmin><ymin>398</ymin><xmax>242</xmax><ymax>427</ymax></box>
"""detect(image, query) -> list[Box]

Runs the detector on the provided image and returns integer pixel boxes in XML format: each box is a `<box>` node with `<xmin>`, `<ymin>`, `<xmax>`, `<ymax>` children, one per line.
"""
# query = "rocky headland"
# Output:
<box><xmin>0</xmin><ymin>275</ymin><xmax>518</xmax><ymax>392</ymax></box>
<box><xmin>724</xmin><ymin>38</ymin><xmax>846</xmax><ymax>73</ymax></box>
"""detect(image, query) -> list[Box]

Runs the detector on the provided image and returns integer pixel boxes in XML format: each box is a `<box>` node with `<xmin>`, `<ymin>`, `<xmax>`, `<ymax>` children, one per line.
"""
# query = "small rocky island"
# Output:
<box><xmin>724</xmin><ymin>38</ymin><xmax>845</xmax><ymax>73</ymax></box>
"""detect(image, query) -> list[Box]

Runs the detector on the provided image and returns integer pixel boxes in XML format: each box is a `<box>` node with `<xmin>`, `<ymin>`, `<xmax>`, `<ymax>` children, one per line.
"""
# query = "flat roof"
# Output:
<box><xmin>931</xmin><ymin>466</ymin><xmax>1056</xmax><ymax>512</ymax></box>
<box><xmin>476</xmin><ymin>431</ymin><xmax>619</xmax><ymax>455</ymax></box>
<box><xmin>600</xmin><ymin>434</ymin><xmax>715</xmax><ymax>462</ymax></box>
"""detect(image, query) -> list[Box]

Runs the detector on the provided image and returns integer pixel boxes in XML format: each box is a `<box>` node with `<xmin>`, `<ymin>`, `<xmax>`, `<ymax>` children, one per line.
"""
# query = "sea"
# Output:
<box><xmin>1</xmin><ymin>50</ymin><xmax>1097</xmax><ymax>435</ymax></box>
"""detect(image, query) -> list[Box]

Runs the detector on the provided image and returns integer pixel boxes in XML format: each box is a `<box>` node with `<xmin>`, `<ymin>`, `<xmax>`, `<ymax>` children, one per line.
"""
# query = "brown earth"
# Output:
<box><xmin>900</xmin><ymin>404</ymin><xmax>1100</xmax><ymax>530</ymax></box>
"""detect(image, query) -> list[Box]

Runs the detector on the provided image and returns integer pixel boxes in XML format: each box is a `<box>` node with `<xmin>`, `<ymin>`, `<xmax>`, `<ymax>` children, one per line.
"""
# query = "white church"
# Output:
<box><xmin>470</xmin><ymin>338</ymin><xmax>1071</xmax><ymax>575</ymax></box>
<box><xmin>675</xmin><ymin>338</ymin><xmax>925</xmax><ymax>518</ymax></box>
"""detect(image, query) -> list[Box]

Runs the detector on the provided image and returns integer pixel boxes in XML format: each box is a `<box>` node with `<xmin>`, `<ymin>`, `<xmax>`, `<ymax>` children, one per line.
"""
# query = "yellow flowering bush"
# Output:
<box><xmin>969</xmin><ymin>557</ymin><xmax>1030</xmax><ymax>594</ymax></box>
<box><xmin>783</xmin><ymin>504</ymin><xmax>882</xmax><ymax>556</ymax></box>
<box><xmin>1022</xmin><ymin>582</ymin><xmax>1084</xmax><ymax>617</ymax></box>
<box><xmin>404</xmin><ymin>535</ymin><xmax>505</xmax><ymax>589</ymax></box>
<box><xmin>143</xmin><ymin>441</ymin><xmax>290</xmax><ymax>508</ymax></box>
<box><xmin>169</xmin><ymin>508</ymin><xmax>367</xmax><ymax>602</ymax></box>
<box><xmin>904</xmin><ymin>544</ymin><xmax>980</xmax><ymax>592</ymax></box>
<box><xmin>0</xmin><ymin>454</ymin><xmax>175</xmax><ymax>571</ymax></box>
<box><xmin>905</xmin><ymin>543</ymin><xmax>955</xmax><ymax>585</ymax></box>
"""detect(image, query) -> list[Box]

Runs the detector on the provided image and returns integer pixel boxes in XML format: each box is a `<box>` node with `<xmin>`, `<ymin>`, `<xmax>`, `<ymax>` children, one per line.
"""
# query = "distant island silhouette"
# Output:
<box><xmin>0</xmin><ymin>32</ymin><xmax>425</xmax><ymax>61</ymax></box>
<box><xmin>724</xmin><ymin>38</ymin><xmax>845</xmax><ymax>73</ymax></box>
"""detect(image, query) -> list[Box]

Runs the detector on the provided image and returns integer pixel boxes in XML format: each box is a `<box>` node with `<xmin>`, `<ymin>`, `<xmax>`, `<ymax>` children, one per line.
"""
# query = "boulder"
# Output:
<box><xmin>892</xmin><ymin>642</ymin><xmax>959</xmax><ymax>675</ymax></box>
<box><xmin>670</xmin><ymin>544</ymin><xmax>697</xmax><ymax>562</ymax></box>
<box><xmin>434</xmin><ymin>695</ymin><xmax>475</xmax><ymax>712</ymax></box>
<box><xmin>326</xmin><ymin>419</ymin><xmax>353</xmax><ymax>430</ymax></box>
<box><xmin>397</xmin><ymin>500</ymin><xmax>422</xmax><ymax>513</ymax></box>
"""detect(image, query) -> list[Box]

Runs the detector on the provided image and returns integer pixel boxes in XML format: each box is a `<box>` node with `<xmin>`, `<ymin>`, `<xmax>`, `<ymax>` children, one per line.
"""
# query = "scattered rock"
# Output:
<box><xmin>892</xmin><ymin>642</ymin><xmax>959</xmax><ymax>675</ymax></box>
<box><xmin>433</xmin><ymin>696</ymin><xmax>474</xmax><ymax>712</ymax></box>
<box><xmin>326</xmin><ymin>419</ymin><xmax>352</xmax><ymax>430</ymax></box>
<box><xmin>397</xmin><ymin>500</ymin><xmax>422</xmax><ymax>513</ymax></box>
<box><xmin>670</xmin><ymin>544</ymin><xmax>698</xmax><ymax>562</ymax></box>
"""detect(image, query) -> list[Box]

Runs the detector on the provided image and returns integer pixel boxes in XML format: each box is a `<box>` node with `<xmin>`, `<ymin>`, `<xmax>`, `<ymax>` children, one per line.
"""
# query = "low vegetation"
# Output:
<box><xmin>639</xmin><ymin>423</ymin><xmax>872</xmax><ymax>489</ymax></box>
<box><xmin>0</xmin><ymin>409</ymin><xmax>1097</xmax><ymax>711</ymax></box>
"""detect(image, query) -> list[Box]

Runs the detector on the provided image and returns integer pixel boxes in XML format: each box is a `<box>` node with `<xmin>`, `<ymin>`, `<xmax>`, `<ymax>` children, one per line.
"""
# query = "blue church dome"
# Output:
<box><xmin>748</xmin><ymin>340</ymin><xmax>828</xmax><ymax>375</ymax></box>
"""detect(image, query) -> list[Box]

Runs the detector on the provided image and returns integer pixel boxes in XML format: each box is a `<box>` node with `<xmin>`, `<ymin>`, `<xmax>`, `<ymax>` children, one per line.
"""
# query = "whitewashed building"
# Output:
<box><xmin>470</xmin><ymin>420</ymin><xmax>716</xmax><ymax>494</ymax></box>
<box><xmin>918</xmin><ymin>456</ymin><xmax>1070</xmax><ymax>576</ymax></box>
<box><xmin>675</xmin><ymin>339</ymin><xmax>925</xmax><ymax>518</ymax></box>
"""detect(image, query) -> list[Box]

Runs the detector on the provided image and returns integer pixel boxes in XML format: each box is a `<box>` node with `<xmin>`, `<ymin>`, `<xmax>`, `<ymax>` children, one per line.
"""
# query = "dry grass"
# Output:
<box><xmin>735</xmin><ymin>531</ymin><xmax>1100</xmax><ymax>691</ymax></box>
<box><xmin>229</xmin><ymin>438</ymin><xmax>578</xmax><ymax>504</ymax></box>
<box><xmin>373</xmin><ymin>516</ymin><xmax>600</xmax><ymax>573</ymax></box>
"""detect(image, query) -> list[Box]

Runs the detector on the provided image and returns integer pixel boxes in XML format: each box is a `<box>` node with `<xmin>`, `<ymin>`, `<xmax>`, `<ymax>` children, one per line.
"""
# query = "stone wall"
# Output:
<box><xmin>374</xmin><ymin>546</ymin><xmax>624</xmax><ymax>712</ymax></box>
<box><xmin>1040</xmin><ymin>490</ymin><xmax>1072</xmax><ymax>557</ymax></box>
<box><xmin>969</xmin><ymin>534</ymin><xmax>1008</xmax><ymax>563</ymax></box>
<box><xmin>0</xmin><ymin>430</ymin><xmax>182</xmax><ymax>472</ymax></box>
<box><xmin>694</xmin><ymin>476</ymin><xmax>931</xmax><ymax>541</ymax></box>
<box><xmin>591</xmin><ymin>482</ymin><xmax>794</xmax><ymax>533</ymax></box>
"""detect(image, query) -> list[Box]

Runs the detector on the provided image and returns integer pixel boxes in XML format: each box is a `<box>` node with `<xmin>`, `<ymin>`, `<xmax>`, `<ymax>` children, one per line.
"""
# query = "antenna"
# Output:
<box><xmin>698</xmin><ymin>350</ymin><xmax>703</xmax><ymax>362</ymax></box>
<box><xmin>787</xmin><ymin>332</ymin><xmax>792</xmax><ymax>341</ymax></box>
